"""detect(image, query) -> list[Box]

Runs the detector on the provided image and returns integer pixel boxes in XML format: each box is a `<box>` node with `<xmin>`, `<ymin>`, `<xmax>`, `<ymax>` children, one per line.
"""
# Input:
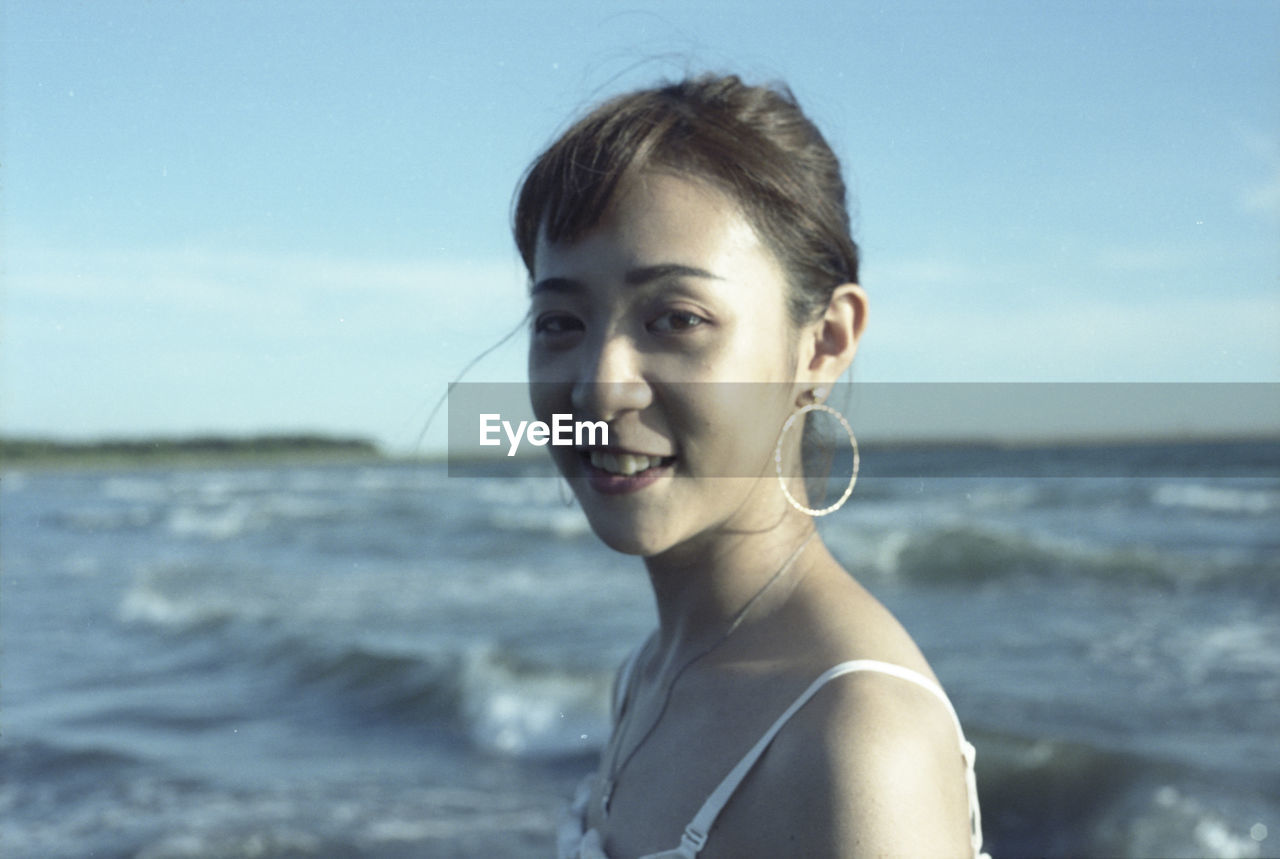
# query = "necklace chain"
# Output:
<box><xmin>599</xmin><ymin>530</ymin><xmax>817</xmax><ymax>815</ymax></box>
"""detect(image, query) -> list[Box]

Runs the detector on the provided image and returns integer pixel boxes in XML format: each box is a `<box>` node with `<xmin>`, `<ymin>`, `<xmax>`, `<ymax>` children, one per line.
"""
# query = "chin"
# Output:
<box><xmin>576</xmin><ymin>502</ymin><xmax>681</xmax><ymax>557</ymax></box>
<box><xmin>582</xmin><ymin>515</ymin><xmax>668</xmax><ymax>557</ymax></box>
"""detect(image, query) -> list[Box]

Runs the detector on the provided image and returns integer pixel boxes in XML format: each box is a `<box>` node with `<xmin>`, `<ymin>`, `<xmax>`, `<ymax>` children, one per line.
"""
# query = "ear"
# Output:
<box><xmin>795</xmin><ymin>283</ymin><xmax>868</xmax><ymax>402</ymax></box>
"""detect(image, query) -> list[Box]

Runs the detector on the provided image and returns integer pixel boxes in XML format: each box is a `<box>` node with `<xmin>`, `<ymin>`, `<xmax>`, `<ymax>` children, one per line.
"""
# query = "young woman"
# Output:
<box><xmin>516</xmin><ymin>74</ymin><xmax>987</xmax><ymax>859</ymax></box>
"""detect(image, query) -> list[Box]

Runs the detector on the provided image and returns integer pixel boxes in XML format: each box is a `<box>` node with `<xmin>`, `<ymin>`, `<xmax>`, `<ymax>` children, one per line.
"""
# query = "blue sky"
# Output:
<box><xmin>4</xmin><ymin>1</ymin><xmax>1278</xmax><ymax>452</ymax></box>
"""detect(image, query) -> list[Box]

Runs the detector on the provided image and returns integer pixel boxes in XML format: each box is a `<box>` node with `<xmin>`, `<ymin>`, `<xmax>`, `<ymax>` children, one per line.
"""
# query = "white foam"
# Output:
<box><xmin>1124</xmin><ymin>784</ymin><xmax>1267</xmax><ymax>859</ymax></box>
<box><xmin>166</xmin><ymin>502</ymin><xmax>252</xmax><ymax>540</ymax></box>
<box><xmin>260</xmin><ymin>492</ymin><xmax>337</xmax><ymax>521</ymax></box>
<box><xmin>489</xmin><ymin>506</ymin><xmax>590</xmax><ymax>539</ymax></box>
<box><xmin>871</xmin><ymin>529</ymin><xmax>913</xmax><ymax>576</ymax></box>
<box><xmin>1195</xmin><ymin>817</ymin><xmax>1263</xmax><ymax>859</ymax></box>
<box><xmin>473</xmin><ymin>478</ymin><xmax>560</xmax><ymax>507</ymax></box>
<box><xmin>364</xmin><ymin>807</ymin><xmax>553</xmax><ymax>842</ymax></box>
<box><xmin>102</xmin><ymin>476</ymin><xmax>168</xmax><ymax>502</ymax></box>
<box><xmin>1152</xmin><ymin>482</ymin><xmax>1276</xmax><ymax>515</ymax></box>
<box><xmin>118</xmin><ymin>585</ymin><xmax>209</xmax><ymax>629</ymax></box>
<box><xmin>965</xmin><ymin>482</ymin><xmax>1040</xmax><ymax>510</ymax></box>
<box><xmin>460</xmin><ymin>648</ymin><xmax>608</xmax><ymax>758</ymax></box>
<box><xmin>1182</xmin><ymin>620</ymin><xmax>1280</xmax><ymax>683</ymax></box>
<box><xmin>117</xmin><ymin>573</ymin><xmax>262</xmax><ymax>630</ymax></box>
<box><xmin>1</xmin><ymin>470</ymin><xmax>28</xmax><ymax>492</ymax></box>
<box><xmin>136</xmin><ymin>828</ymin><xmax>322</xmax><ymax>859</ymax></box>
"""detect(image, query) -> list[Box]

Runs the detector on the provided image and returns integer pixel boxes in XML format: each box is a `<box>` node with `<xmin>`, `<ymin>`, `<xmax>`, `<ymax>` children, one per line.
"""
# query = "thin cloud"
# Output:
<box><xmin>1094</xmin><ymin>246</ymin><xmax>1192</xmax><ymax>273</ymax></box>
<box><xmin>1236</xmin><ymin>125</ymin><xmax>1280</xmax><ymax>217</ymax></box>
<box><xmin>866</xmin><ymin>258</ymin><xmax>992</xmax><ymax>287</ymax></box>
<box><xmin>6</xmin><ymin>246</ymin><xmax>528</xmax><ymax>334</ymax></box>
<box><xmin>1242</xmin><ymin>172</ymin><xmax>1280</xmax><ymax>216</ymax></box>
<box><xmin>4</xmin><ymin>245</ymin><xmax>532</xmax><ymax>447</ymax></box>
<box><xmin>862</xmin><ymin>293</ymin><xmax>1280</xmax><ymax>383</ymax></box>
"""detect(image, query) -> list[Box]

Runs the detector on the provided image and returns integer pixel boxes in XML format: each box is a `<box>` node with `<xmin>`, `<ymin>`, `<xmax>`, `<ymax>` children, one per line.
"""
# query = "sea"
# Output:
<box><xmin>3</xmin><ymin>442</ymin><xmax>1278</xmax><ymax>858</ymax></box>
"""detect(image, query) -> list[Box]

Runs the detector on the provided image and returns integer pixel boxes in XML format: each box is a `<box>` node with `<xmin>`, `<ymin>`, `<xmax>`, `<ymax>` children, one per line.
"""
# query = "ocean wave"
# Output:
<box><xmin>351</xmin><ymin>465</ymin><xmax>449</xmax><ymax>494</ymax></box>
<box><xmin>859</xmin><ymin>522</ymin><xmax>1277</xmax><ymax>592</ymax></box>
<box><xmin>161</xmin><ymin>494</ymin><xmax>363</xmax><ymax>541</ymax></box>
<box><xmin>108</xmin><ymin>781</ymin><xmax>553</xmax><ymax>859</ymax></box>
<box><xmin>1151</xmin><ymin>482</ymin><xmax>1278</xmax><ymax>515</ymax></box>
<box><xmin>1</xmin><ymin>469</ymin><xmax>29</xmax><ymax>492</ymax></box>
<box><xmin>3</xmin><ymin>739</ymin><xmax>558</xmax><ymax>859</ymax></box>
<box><xmin>471</xmin><ymin>477</ymin><xmax>563</xmax><ymax>508</ymax></box>
<box><xmin>974</xmin><ymin>730</ymin><xmax>1277</xmax><ymax>858</ymax></box>
<box><xmin>167</xmin><ymin>468</ymin><xmax>277</xmax><ymax>499</ymax></box>
<box><xmin>166</xmin><ymin>502</ymin><xmax>256</xmax><ymax>540</ymax></box>
<box><xmin>102</xmin><ymin>475</ymin><xmax>171</xmax><ymax>502</ymax></box>
<box><xmin>962</xmin><ymin>481</ymin><xmax>1042</xmax><ymax>511</ymax></box>
<box><xmin>48</xmin><ymin>504</ymin><xmax>157</xmax><ymax>533</ymax></box>
<box><xmin>125</xmin><ymin>788</ymin><xmax>556</xmax><ymax>859</ymax></box>
<box><xmin>878</xmin><ymin>523</ymin><xmax>1159</xmax><ymax>584</ymax></box>
<box><xmin>488</xmin><ymin>506</ymin><xmax>591</xmax><ymax>539</ymax></box>
<box><xmin>1087</xmin><ymin>611</ymin><xmax>1280</xmax><ymax>701</ymax></box>
<box><xmin>128</xmin><ymin>605</ymin><xmax>616</xmax><ymax>762</ymax></box>
<box><xmin>116</xmin><ymin>557</ymin><xmax>582</xmax><ymax>640</ymax></box>
<box><xmin>273</xmin><ymin>637</ymin><xmax>610</xmax><ymax>758</ymax></box>
<box><xmin>0</xmin><ymin>736</ymin><xmax>144</xmax><ymax>783</ymax></box>
<box><xmin>459</xmin><ymin>647</ymin><xmax>610</xmax><ymax>759</ymax></box>
<box><xmin>118</xmin><ymin>564</ymin><xmax>275</xmax><ymax>632</ymax></box>
<box><xmin>276</xmin><ymin>639</ymin><xmax>467</xmax><ymax>723</ymax></box>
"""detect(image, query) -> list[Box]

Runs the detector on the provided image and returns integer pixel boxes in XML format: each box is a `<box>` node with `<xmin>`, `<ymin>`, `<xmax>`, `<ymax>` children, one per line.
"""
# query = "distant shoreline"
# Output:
<box><xmin>0</xmin><ymin>434</ymin><xmax>385</xmax><ymax>471</ymax></box>
<box><xmin>5</xmin><ymin>432</ymin><xmax>1278</xmax><ymax>475</ymax></box>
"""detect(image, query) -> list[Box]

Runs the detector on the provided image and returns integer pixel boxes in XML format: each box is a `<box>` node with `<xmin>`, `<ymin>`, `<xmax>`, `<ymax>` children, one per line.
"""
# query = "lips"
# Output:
<box><xmin>588</xmin><ymin>450</ymin><xmax>674</xmax><ymax>476</ymax></box>
<box><xmin>577</xmin><ymin>448</ymin><xmax>676</xmax><ymax>495</ymax></box>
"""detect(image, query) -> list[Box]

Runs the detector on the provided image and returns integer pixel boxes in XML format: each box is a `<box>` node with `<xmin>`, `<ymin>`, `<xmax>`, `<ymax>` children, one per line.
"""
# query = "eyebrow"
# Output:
<box><xmin>531</xmin><ymin>263</ymin><xmax>723</xmax><ymax>295</ymax></box>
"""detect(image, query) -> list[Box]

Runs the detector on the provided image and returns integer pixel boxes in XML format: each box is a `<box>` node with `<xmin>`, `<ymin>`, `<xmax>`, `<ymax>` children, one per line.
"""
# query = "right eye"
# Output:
<box><xmin>533</xmin><ymin>313</ymin><xmax>584</xmax><ymax>338</ymax></box>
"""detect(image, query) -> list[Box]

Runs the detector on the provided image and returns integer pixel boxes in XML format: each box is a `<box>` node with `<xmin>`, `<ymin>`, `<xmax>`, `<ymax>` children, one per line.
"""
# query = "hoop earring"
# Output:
<box><xmin>773</xmin><ymin>402</ymin><xmax>859</xmax><ymax>517</ymax></box>
<box><xmin>558</xmin><ymin>477</ymin><xmax>576</xmax><ymax>508</ymax></box>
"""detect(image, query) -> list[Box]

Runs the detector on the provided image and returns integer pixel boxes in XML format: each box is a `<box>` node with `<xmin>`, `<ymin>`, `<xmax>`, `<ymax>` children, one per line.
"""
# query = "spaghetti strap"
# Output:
<box><xmin>562</xmin><ymin>657</ymin><xmax>989</xmax><ymax>859</ymax></box>
<box><xmin>672</xmin><ymin>659</ymin><xmax>989</xmax><ymax>859</ymax></box>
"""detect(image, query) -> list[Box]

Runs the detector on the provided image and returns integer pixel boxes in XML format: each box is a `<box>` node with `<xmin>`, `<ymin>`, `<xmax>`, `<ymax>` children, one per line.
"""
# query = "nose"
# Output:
<box><xmin>570</xmin><ymin>331</ymin><xmax>652</xmax><ymax>422</ymax></box>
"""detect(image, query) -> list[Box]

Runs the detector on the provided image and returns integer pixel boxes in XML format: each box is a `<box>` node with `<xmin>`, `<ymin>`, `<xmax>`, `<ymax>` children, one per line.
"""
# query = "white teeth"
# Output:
<box><xmin>589</xmin><ymin>451</ymin><xmax>667</xmax><ymax>476</ymax></box>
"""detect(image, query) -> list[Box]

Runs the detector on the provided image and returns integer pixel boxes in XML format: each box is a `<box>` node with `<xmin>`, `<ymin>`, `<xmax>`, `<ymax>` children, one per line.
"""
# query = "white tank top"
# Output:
<box><xmin>557</xmin><ymin>655</ymin><xmax>990</xmax><ymax>859</ymax></box>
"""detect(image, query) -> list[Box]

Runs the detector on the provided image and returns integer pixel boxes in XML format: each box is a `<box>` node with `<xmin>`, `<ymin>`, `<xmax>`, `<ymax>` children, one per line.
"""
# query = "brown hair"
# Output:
<box><xmin>513</xmin><ymin>73</ymin><xmax>859</xmax><ymax>327</ymax></box>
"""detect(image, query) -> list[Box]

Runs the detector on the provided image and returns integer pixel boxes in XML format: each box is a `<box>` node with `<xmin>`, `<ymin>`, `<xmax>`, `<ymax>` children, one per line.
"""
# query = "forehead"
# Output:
<box><xmin>532</xmin><ymin>172</ymin><xmax>774</xmax><ymax>280</ymax></box>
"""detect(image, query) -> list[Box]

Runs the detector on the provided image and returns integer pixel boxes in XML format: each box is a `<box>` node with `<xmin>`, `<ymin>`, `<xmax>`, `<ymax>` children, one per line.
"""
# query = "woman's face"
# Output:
<box><xmin>528</xmin><ymin>172</ymin><xmax>808</xmax><ymax>556</ymax></box>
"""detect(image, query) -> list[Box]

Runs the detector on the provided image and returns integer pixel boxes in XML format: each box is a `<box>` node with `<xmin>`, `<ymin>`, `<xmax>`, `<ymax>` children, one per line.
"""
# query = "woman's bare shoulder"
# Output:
<box><xmin>708</xmin><ymin>664</ymin><xmax>973</xmax><ymax>858</ymax></box>
<box><xmin>704</xmin><ymin>566</ymin><xmax>972</xmax><ymax>857</ymax></box>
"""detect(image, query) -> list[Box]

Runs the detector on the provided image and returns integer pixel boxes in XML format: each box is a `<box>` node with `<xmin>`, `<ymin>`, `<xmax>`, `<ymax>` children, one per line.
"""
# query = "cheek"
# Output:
<box><xmin>527</xmin><ymin>381</ymin><xmax>570</xmax><ymax>425</ymax></box>
<box><xmin>673</xmin><ymin>385</ymin><xmax>790</xmax><ymax>476</ymax></box>
<box><xmin>717</xmin><ymin>317</ymin><xmax>803</xmax><ymax>385</ymax></box>
<box><xmin>527</xmin><ymin>345</ymin><xmax>559</xmax><ymax>386</ymax></box>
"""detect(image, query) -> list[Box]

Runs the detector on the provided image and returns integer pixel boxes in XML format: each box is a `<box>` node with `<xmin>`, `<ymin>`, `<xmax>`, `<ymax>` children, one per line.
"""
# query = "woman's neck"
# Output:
<box><xmin>642</xmin><ymin>512</ymin><xmax>819</xmax><ymax>663</ymax></box>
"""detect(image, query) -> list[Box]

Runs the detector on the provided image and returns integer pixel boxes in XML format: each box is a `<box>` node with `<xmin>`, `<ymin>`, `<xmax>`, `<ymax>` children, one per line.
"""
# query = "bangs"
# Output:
<box><xmin>512</xmin><ymin>74</ymin><xmax>859</xmax><ymax>320</ymax></box>
<box><xmin>514</xmin><ymin>97</ymin><xmax>681</xmax><ymax>277</ymax></box>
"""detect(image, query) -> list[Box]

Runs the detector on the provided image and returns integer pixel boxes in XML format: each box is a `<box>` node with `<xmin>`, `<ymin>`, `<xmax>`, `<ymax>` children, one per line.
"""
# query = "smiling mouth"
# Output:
<box><xmin>581</xmin><ymin>449</ymin><xmax>677</xmax><ymax>477</ymax></box>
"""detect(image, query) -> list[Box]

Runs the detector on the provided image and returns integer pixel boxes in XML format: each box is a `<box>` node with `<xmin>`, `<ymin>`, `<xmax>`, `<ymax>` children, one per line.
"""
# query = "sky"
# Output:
<box><xmin>3</xmin><ymin>1</ymin><xmax>1278</xmax><ymax>453</ymax></box>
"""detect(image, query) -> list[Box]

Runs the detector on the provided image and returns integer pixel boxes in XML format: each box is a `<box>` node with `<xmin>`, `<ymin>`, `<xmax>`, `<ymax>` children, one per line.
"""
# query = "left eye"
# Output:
<box><xmin>649</xmin><ymin>311</ymin><xmax>707</xmax><ymax>334</ymax></box>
